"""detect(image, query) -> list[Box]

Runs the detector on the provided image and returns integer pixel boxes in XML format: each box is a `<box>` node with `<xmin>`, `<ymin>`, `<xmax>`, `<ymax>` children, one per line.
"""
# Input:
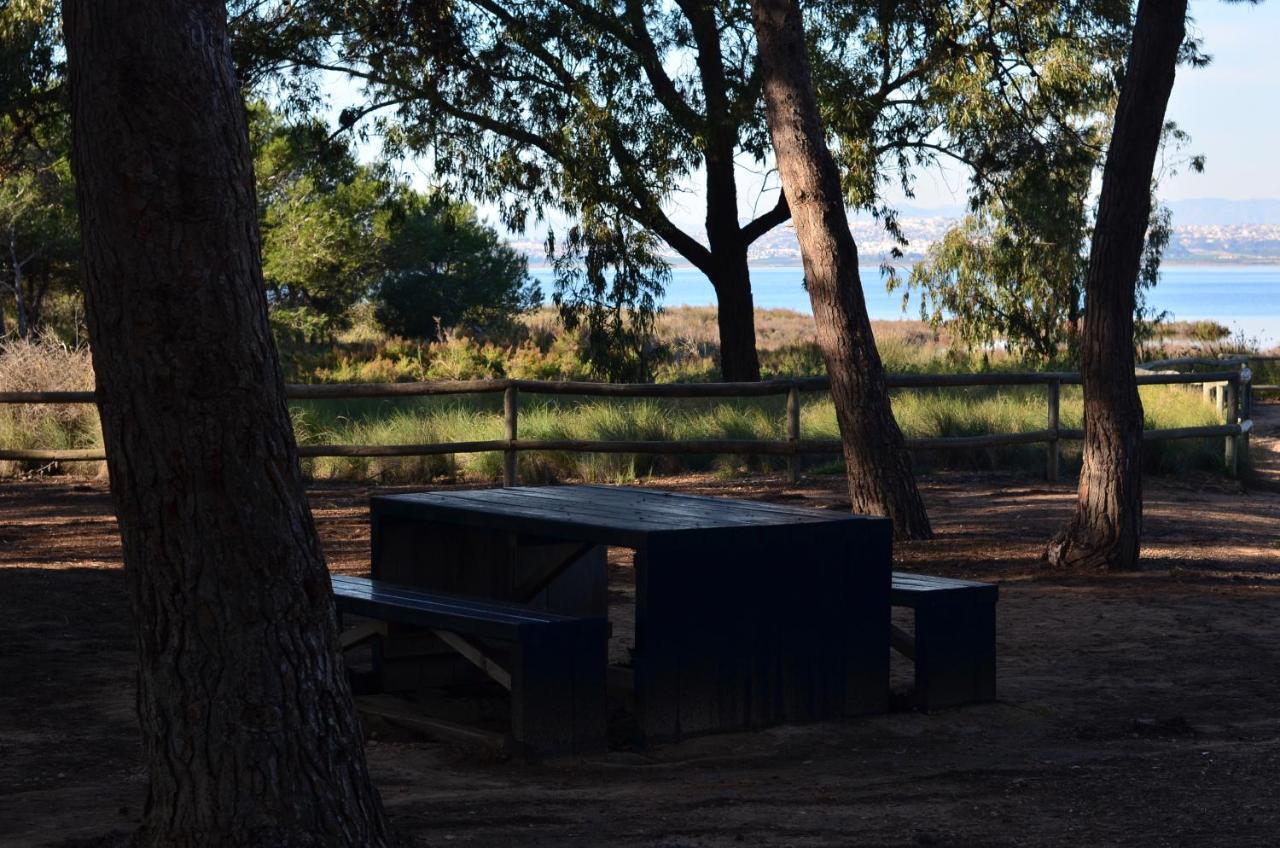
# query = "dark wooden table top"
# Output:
<box><xmin>371</xmin><ymin>485</ymin><xmax>875</xmax><ymax>547</ymax></box>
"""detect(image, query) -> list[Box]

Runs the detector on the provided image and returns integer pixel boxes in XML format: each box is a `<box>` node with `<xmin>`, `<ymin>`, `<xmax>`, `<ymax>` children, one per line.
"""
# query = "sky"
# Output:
<box><xmin>797</xmin><ymin>0</ymin><xmax>1280</xmax><ymax>216</ymax></box>
<box><xmin>331</xmin><ymin>1</ymin><xmax>1280</xmax><ymax>236</ymax></box>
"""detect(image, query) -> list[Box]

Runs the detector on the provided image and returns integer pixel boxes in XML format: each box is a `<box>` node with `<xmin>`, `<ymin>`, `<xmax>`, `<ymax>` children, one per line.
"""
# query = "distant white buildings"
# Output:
<box><xmin>514</xmin><ymin>218</ymin><xmax>1280</xmax><ymax>267</ymax></box>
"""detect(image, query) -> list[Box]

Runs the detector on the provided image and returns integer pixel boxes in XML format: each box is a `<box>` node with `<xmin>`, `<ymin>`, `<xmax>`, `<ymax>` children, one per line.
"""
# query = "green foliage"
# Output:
<box><xmin>0</xmin><ymin>0</ymin><xmax>61</xmax><ymax>176</ymax></box>
<box><xmin>237</xmin><ymin>0</ymin><xmax>1146</xmax><ymax>375</ymax></box>
<box><xmin>0</xmin><ymin>115</ymin><xmax>78</xmax><ymax>339</ymax></box>
<box><xmin>0</xmin><ymin>0</ymin><xmax>78</xmax><ymax>339</ymax></box>
<box><xmin>375</xmin><ymin>196</ymin><xmax>539</xmax><ymax>342</ymax></box>
<box><xmin>549</xmin><ymin>204</ymin><xmax>667</xmax><ymax>381</ymax></box>
<box><xmin>897</xmin><ymin>92</ymin><xmax>1198</xmax><ymax>364</ymax></box>
<box><xmin>251</xmin><ymin>104</ymin><xmax>395</xmax><ymax>336</ymax></box>
<box><xmin>251</xmin><ymin>104</ymin><xmax>539</xmax><ymax>345</ymax></box>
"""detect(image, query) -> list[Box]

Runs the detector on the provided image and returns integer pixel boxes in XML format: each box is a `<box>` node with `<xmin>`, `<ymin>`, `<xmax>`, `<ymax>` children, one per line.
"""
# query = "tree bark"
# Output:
<box><xmin>750</xmin><ymin>0</ymin><xmax>931</xmax><ymax>540</ymax></box>
<box><xmin>709</xmin><ymin>254</ymin><xmax>761</xmax><ymax>382</ymax></box>
<box><xmin>687</xmin><ymin>0</ymin><xmax>763</xmax><ymax>383</ymax></box>
<box><xmin>1045</xmin><ymin>0</ymin><xmax>1186</xmax><ymax>571</ymax></box>
<box><xmin>63</xmin><ymin>2</ymin><xmax>395</xmax><ymax>845</ymax></box>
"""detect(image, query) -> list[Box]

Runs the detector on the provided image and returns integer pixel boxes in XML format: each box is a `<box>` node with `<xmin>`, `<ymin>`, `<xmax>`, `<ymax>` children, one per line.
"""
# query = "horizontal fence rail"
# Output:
<box><xmin>0</xmin><ymin>368</ymin><xmax>1246</xmax><ymax>405</ymax></box>
<box><xmin>0</xmin><ymin>362</ymin><xmax>1255</xmax><ymax>480</ymax></box>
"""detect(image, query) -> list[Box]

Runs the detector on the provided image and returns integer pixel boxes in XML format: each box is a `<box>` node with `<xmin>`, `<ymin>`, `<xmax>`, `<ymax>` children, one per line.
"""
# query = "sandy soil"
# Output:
<box><xmin>2</xmin><ymin>411</ymin><xmax>1279</xmax><ymax>847</ymax></box>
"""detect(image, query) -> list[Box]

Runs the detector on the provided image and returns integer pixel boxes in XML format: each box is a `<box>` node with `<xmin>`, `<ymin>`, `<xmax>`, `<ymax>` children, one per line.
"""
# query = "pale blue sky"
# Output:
<box><xmin>801</xmin><ymin>0</ymin><xmax>1280</xmax><ymax>214</ymax></box>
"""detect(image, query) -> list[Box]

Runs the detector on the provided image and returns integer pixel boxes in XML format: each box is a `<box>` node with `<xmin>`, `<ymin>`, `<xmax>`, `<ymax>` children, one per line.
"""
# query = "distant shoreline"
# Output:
<box><xmin>528</xmin><ymin>258</ymin><xmax>1280</xmax><ymax>271</ymax></box>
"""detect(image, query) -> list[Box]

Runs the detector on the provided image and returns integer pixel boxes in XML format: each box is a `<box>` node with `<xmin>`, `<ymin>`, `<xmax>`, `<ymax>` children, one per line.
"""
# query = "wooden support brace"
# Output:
<box><xmin>356</xmin><ymin>694</ymin><xmax>509</xmax><ymax>752</ymax></box>
<box><xmin>512</xmin><ymin>542</ymin><xmax>596</xmax><ymax>601</ymax></box>
<box><xmin>889</xmin><ymin>622</ymin><xmax>915</xmax><ymax>660</ymax></box>
<box><xmin>339</xmin><ymin>620</ymin><xmax>387</xmax><ymax>650</ymax></box>
<box><xmin>432</xmin><ymin>628</ymin><xmax>513</xmax><ymax>691</ymax></box>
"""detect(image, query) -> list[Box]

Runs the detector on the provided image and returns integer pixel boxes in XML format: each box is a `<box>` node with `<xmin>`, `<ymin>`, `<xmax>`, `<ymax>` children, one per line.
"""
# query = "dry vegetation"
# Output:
<box><xmin>0</xmin><ymin>310</ymin><xmax>1263</xmax><ymax>483</ymax></box>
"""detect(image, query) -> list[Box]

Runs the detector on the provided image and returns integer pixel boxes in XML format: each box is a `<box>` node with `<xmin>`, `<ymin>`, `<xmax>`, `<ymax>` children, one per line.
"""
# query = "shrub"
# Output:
<box><xmin>0</xmin><ymin>336</ymin><xmax>102</xmax><ymax>476</ymax></box>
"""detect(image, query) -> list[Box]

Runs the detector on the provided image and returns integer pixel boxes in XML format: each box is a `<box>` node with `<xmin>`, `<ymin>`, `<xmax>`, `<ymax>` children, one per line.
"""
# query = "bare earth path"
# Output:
<box><xmin>1247</xmin><ymin>399</ymin><xmax>1280</xmax><ymax>489</ymax></box>
<box><xmin>1</xmin><ymin>467</ymin><xmax>1278</xmax><ymax>847</ymax></box>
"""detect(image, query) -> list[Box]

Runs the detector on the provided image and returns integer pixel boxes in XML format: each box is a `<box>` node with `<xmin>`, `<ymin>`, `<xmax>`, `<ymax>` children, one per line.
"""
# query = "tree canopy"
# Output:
<box><xmin>233</xmin><ymin>0</ymin><xmax>1141</xmax><ymax>379</ymax></box>
<box><xmin>375</xmin><ymin>195</ymin><xmax>538</xmax><ymax>342</ymax></box>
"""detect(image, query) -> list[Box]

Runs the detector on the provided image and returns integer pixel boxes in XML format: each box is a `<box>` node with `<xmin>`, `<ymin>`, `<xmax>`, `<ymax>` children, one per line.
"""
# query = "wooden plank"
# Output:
<box><xmin>907</xmin><ymin>430</ymin><xmax>1056</xmax><ymax>450</ymax></box>
<box><xmin>0</xmin><ymin>390</ymin><xmax>96</xmax><ymax>403</ymax></box>
<box><xmin>373</xmin><ymin>493</ymin><xmax>657</xmax><ymax>546</ymax></box>
<box><xmin>432</xmin><ymin>629</ymin><xmax>512</xmax><ymax>690</ymax></box>
<box><xmin>355</xmin><ymin>694</ymin><xmax>508</xmax><ymax>752</ymax></box>
<box><xmin>911</xmin><ymin>601</ymin><xmax>997</xmax><ymax>710</ymax></box>
<box><xmin>289</xmin><ymin>379</ymin><xmax>509</xmax><ymax>399</ymax></box>
<box><xmin>891</xmin><ymin>572</ymin><xmax>999</xmax><ymax>608</ymax></box>
<box><xmin>330</xmin><ymin>576</ymin><xmax>582</xmax><ymax>645</ymax></box>
<box><xmin>509</xmin><ymin>617</ymin><xmax>608</xmax><ymax>756</ymax></box>
<box><xmin>298</xmin><ymin>440</ymin><xmax>507</xmax><ymax>458</ymax></box>
<box><xmin>511</xmin><ymin>379</ymin><xmax>795</xmax><ymax>398</ymax></box>
<box><xmin>824</xmin><ymin>519</ymin><xmax>892</xmax><ymax>718</ymax></box>
<box><xmin>890</xmin><ymin>623</ymin><xmax>915</xmax><ymax>660</ymax></box>
<box><xmin>0</xmin><ymin>447</ymin><xmax>106</xmax><ymax>461</ymax></box>
<box><xmin>574</xmin><ymin>485</ymin><xmax>857</xmax><ymax>521</ymax></box>
<box><xmin>632</xmin><ymin>518</ymin><xmax>892</xmax><ymax>741</ymax></box>
<box><xmin>502</xmin><ymin>385</ymin><xmax>518</xmax><ymax>487</ymax></box>
<box><xmin>786</xmin><ymin>385</ymin><xmax>800</xmax><ymax>483</ymax></box>
<box><xmin>465</xmin><ymin>486</ymin><xmax>840</xmax><ymax>528</ymax></box>
<box><xmin>339</xmin><ymin>620</ymin><xmax>387</xmax><ymax>650</ymax></box>
<box><xmin>509</xmin><ymin>484</ymin><xmax>861</xmax><ymax>525</ymax></box>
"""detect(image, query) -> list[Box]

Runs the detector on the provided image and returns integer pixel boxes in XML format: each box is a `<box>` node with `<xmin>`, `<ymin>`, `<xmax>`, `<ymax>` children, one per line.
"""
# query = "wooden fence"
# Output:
<box><xmin>0</xmin><ymin>359</ymin><xmax>1254</xmax><ymax>482</ymax></box>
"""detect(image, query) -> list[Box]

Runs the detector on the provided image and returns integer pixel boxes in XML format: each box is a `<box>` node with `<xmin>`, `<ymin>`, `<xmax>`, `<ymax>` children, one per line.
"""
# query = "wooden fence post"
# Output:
<box><xmin>1045</xmin><ymin>379</ymin><xmax>1060</xmax><ymax>483</ymax></box>
<box><xmin>503</xmin><ymin>384</ymin><xmax>518</xmax><ymax>487</ymax></box>
<box><xmin>786</xmin><ymin>383</ymin><xmax>800</xmax><ymax>484</ymax></box>
<box><xmin>1224</xmin><ymin>377</ymin><xmax>1238</xmax><ymax>478</ymax></box>
<box><xmin>1241</xmin><ymin>362</ymin><xmax>1252</xmax><ymax>472</ymax></box>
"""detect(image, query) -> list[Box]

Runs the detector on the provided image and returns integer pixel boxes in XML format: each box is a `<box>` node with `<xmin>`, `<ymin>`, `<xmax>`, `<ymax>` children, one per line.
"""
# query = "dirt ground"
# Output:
<box><xmin>2</xmin><ymin>407</ymin><xmax>1279</xmax><ymax>847</ymax></box>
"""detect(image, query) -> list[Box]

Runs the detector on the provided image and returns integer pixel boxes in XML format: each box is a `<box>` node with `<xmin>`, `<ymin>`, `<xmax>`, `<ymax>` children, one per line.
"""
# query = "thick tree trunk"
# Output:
<box><xmin>1045</xmin><ymin>0</ymin><xmax>1186</xmax><ymax>571</ymax></box>
<box><xmin>749</xmin><ymin>0</ymin><xmax>931</xmax><ymax>540</ymax></box>
<box><xmin>63</xmin><ymin>2</ymin><xmax>395</xmax><ymax>845</ymax></box>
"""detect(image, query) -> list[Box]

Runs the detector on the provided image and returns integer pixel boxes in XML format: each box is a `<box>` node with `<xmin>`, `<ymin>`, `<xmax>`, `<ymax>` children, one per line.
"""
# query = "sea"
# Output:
<box><xmin>531</xmin><ymin>263</ymin><xmax>1280</xmax><ymax>347</ymax></box>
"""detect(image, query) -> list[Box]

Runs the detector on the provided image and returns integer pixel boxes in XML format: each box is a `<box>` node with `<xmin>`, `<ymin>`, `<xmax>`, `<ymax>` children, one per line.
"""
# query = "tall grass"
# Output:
<box><xmin>0</xmin><ymin>321</ymin><xmax>1234</xmax><ymax>484</ymax></box>
<box><xmin>0</xmin><ymin>337</ymin><xmax>103</xmax><ymax>477</ymax></box>
<box><xmin>295</xmin><ymin>383</ymin><xmax>1226</xmax><ymax>484</ymax></box>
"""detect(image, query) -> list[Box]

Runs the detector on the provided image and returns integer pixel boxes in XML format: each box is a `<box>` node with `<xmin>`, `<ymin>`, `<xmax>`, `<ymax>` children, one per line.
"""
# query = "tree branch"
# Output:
<box><xmin>741</xmin><ymin>190</ymin><xmax>790</xmax><ymax>245</ymax></box>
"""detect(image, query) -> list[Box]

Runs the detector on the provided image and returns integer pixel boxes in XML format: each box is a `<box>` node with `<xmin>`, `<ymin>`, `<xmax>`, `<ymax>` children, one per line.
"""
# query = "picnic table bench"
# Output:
<box><xmin>367</xmin><ymin>485</ymin><xmax>893</xmax><ymax>742</ymax></box>
<box><xmin>890</xmin><ymin>572</ymin><xmax>998</xmax><ymax>710</ymax></box>
<box><xmin>331</xmin><ymin>574</ymin><xmax>608</xmax><ymax>756</ymax></box>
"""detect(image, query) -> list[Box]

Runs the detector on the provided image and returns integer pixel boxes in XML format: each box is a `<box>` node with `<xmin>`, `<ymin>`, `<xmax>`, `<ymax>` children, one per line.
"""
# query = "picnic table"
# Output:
<box><xmin>368</xmin><ymin>485</ymin><xmax>892</xmax><ymax>741</ymax></box>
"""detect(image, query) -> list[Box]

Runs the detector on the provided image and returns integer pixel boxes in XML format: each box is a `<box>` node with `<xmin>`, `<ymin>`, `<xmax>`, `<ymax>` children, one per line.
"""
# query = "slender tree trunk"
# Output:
<box><xmin>63</xmin><ymin>2</ymin><xmax>395</xmax><ymax>845</ymax></box>
<box><xmin>750</xmin><ymin>0</ymin><xmax>931</xmax><ymax>539</ymax></box>
<box><xmin>1045</xmin><ymin>0</ymin><xmax>1186</xmax><ymax>571</ymax></box>
<box><xmin>704</xmin><ymin>130</ymin><xmax>762</xmax><ymax>382</ymax></box>
<box><xmin>8</xmin><ymin>225</ymin><xmax>30</xmax><ymax>337</ymax></box>
<box><xmin>707</xmin><ymin>240</ymin><xmax>761</xmax><ymax>382</ymax></box>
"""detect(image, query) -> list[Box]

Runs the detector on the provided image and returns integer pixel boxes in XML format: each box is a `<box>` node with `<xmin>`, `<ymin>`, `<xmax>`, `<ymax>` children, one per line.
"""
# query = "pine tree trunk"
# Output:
<box><xmin>1045</xmin><ymin>0</ymin><xmax>1186</xmax><ymax>571</ymax></box>
<box><xmin>749</xmin><ymin>0</ymin><xmax>931</xmax><ymax>540</ymax></box>
<box><xmin>62</xmin><ymin>2</ymin><xmax>395</xmax><ymax>845</ymax></box>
